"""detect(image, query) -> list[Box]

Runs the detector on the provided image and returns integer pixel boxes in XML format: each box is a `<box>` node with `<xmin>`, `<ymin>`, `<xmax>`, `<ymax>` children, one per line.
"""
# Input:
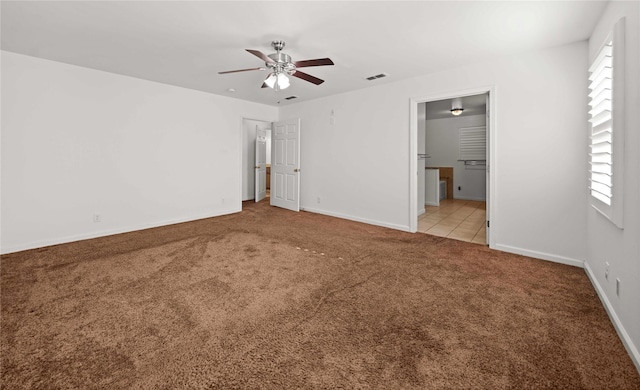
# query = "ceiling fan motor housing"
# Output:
<box><xmin>267</xmin><ymin>51</ymin><xmax>296</xmax><ymax>75</ymax></box>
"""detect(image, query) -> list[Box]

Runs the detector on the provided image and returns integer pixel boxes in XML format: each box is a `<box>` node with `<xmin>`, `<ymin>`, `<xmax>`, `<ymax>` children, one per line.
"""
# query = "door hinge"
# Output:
<box><xmin>487</xmin><ymin>221</ymin><xmax>490</xmax><ymax>228</ymax></box>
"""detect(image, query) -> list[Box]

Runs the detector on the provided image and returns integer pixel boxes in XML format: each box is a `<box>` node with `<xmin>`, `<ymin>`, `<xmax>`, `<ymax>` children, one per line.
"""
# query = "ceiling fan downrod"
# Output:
<box><xmin>271</xmin><ymin>40</ymin><xmax>285</xmax><ymax>52</ymax></box>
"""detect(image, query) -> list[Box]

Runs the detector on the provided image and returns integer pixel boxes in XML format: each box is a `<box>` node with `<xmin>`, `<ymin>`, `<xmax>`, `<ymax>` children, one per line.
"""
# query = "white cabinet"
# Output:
<box><xmin>425</xmin><ymin>168</ymin><xmax>440</xmax><ymax>206</ymax></box>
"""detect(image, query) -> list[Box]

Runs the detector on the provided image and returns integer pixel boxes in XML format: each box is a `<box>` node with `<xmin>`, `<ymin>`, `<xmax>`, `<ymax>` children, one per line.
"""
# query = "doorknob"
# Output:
<box><xmin>255</xmin><ymin>166</ymin><xmax>260</xmax><ymax>169</ymax></box>
<box><xmin>294</xmin><ymin>168</ymin><xmax>300</xmax><ymax>172</ymax></box>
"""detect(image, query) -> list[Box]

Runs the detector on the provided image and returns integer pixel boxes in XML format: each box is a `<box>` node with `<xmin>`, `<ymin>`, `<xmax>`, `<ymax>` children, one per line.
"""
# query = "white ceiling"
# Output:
<box><xmin>1</xmin><ymin>1</ymin><xmax>607</xmax><ymax>107</ymax></box>
<box><xmin>425</xmin><ymin>94</ymin><xmax>488</xmax><ymax>121</ymax></box>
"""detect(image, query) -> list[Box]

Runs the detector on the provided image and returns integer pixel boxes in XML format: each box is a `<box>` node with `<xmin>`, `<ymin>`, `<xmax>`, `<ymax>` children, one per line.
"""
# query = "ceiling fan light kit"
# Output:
<box><xmin>219</xmin><ymin>40</ymin><xmax>334</xmax><ymax>91</ymax></box>
<box><xmin>265</xmin><ymin>72</ymin><xmax>290</xmax><ymax>90</ymax></box>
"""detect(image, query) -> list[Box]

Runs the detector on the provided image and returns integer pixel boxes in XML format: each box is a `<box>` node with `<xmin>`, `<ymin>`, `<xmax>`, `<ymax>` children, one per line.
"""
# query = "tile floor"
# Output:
<box><xmin>418</xmin><ymin>199</ymin><xmax>486</xmax><ymax>244</ymax></box>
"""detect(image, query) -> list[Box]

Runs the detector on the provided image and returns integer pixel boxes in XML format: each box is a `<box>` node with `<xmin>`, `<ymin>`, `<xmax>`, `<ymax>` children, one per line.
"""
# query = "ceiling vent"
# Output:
<box><xmin>365</xmin><ymin>73</ymin><xmax>389</xmax><ymax>81</ymax></box>
<box><xmin>284</xmin><ymin>95</ymin><xmax>299</xmax><ymax>100</ymax></box>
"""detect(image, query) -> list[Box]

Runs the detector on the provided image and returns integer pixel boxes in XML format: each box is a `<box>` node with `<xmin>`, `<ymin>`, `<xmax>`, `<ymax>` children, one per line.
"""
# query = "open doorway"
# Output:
<box><xmin>410</xmin><ymin>88</ymin><xmax>494</xmax><ymax>247</ymax></box>
<box><xmin>242</xmin><ymin>117</ymin><xmax>302</xmax><ymax>212</ymax></box>
<box><xmin>242</xmin><ymin>118</ymin><xmax>271</xmax><ymax>204</ymax></box>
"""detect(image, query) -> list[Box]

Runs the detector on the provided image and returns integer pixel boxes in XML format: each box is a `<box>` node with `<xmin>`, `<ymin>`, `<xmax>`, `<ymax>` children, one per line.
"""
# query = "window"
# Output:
<box><xmin>588</xmin><ymin>18</ymin><xmax>625</xmax><ymax>228</ymax></box>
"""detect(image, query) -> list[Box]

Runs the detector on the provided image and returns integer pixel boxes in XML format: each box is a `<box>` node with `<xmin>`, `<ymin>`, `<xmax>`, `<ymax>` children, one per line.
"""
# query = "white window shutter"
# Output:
<box><xmin>588</xmin><ymin>40</ymin><xmax>613</xmax><ymax>206</ymax></box>
<box><xmin>588</xmin><ymin>18</ymin><xmax>625</xmax><ymax>229</ymax></box>
<box><xmin>459</xmin><ymin>126</ymin><xmax>486</xmax><ymax>161</ymax></box>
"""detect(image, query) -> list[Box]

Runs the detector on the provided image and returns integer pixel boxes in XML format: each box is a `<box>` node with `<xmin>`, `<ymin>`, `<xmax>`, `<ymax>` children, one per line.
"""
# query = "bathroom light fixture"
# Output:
<box><xmin>450</xmin><ymin>97</ymin><xmax>464</xmax><ymax>116</ymax></box>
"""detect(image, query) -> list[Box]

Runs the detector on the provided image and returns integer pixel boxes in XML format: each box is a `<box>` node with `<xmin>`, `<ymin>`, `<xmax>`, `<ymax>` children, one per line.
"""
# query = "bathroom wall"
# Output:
<box><xmin>425</xmin><ymin>114</ymin><xmax>487</xmax><ymax>201</ymax></box>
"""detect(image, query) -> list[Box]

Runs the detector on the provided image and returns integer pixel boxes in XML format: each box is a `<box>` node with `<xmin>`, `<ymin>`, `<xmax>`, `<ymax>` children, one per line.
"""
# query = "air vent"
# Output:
<box><xmin>284</xmin><ymin>95</ymin><xmax>299</xmax><ymax>100</ymax></box>
<box><xmin>365</xmin><ymin>73</ymin><xmax>389</xmax><ymax>81</ymax></box>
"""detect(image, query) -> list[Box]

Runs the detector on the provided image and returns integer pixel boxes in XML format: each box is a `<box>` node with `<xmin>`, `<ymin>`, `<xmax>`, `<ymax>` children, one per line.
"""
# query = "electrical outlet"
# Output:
<box><xmin>616</xmin><ymin>278</ymin><xmax>621</xmax><ymax>296</ymax></box>
<box><xmin>317</xmin><ymin>196</ymin><xmax>321</xmax><ymax>204</ymax></box>
<box><xmin>605</xmin><ymin>261</ymin><xmax>610</xmax><ymax>280</ymax></box>
<box><xmin>93</xmin><ymin>214</ymin><xmax>101</xmax><ymax>223</ymax></box>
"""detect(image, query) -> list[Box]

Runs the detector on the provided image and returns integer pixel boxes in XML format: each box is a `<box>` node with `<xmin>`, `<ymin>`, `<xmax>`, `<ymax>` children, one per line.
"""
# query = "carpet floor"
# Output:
<box><xmin>2</xmin><ymin>200</ymin><xmax>639</xmax><ymax>389</ymax></box>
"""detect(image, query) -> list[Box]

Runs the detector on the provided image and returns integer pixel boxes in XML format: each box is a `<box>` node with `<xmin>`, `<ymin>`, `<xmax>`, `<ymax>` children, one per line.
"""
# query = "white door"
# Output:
<box><xmin>485</xmin><ymin>93</ymin><xmax>491</xmax><ymax>244</ymax></box>
<box><xmin>270</xmin><ymin>118</ymin><xmax>300</xmax><ymax>211</ymax></box>
<box><xmin>255</xmin><ymin>127</ymin><xmax>267</xmax><ymax>202</ymax></box>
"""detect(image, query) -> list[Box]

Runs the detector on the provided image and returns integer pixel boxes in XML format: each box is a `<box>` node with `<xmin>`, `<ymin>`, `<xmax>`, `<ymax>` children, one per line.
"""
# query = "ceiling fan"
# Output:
<box><xmin>219</xmin><ymin>40</ymin><xmax>334</xmax><ymax>90</ymax></box>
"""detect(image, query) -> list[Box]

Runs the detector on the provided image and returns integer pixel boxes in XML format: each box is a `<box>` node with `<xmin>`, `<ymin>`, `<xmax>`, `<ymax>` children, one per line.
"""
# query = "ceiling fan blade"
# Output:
<box><xmin>261</xmin><ymin>73</ymin><xmax>274</xmax><ymax>88</ymax></box>
<box><xmin>292</xmin><ymin>70</ymin><xmax>324</xmax><ymax>85</ymax></box>
<box><xmin>246</xmin><ymin>49</ymin><xmax>276</xmax><ymax>64</ymax></box>
<box><xmin>294</xmin><ymin>58</ymin><xmax>334</xmax><ymax>68</ymax></box>
<box><xmin>218</xmin><ymin>67</ymin><xmax>265</xmax><ymax>74</ymax></box>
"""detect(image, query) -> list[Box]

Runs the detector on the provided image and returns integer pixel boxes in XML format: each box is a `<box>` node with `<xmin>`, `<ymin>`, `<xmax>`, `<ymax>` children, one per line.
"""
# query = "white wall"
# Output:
<box><xmin>1</xmin><ymin>51</ymin><xmax>277</xmax><ymax>254</ymax></box>
<box><xmin>425</xmin><ymin>114</ymin><xmax>486</xmax><ymax>201</ymax></box>
<box><xmin>280</xmin><ymin>40</ymin><xmax>588</xmax><ymax>266</ymax></box>
<box><xmin>585</xmin><ymin>1</ymin><xmax>640</xmax><ymax>372</ymax></box>
<box><xmin>279</xmin><ymin>91</ymin><xmax>412</xmax><ymax>231</ymax></box>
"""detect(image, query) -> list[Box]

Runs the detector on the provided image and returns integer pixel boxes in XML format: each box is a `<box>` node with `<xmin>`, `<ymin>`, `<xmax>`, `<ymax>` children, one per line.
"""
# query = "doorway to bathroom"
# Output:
<box><xmin>412</xmin><ymin>88</ymin><xmax>493</xmax><ymax>245</ymax></box>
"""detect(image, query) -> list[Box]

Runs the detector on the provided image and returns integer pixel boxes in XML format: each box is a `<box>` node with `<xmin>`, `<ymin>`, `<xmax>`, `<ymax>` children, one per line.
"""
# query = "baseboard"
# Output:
<box><xmin>0</xmin><ymin>207</ymin><xmax>240</xmax><ymax>255</ymax></box>
<box><xmin>418</xmin><ymin>208</ymin><xmax>426</xmax><ymax>216</ymax></box>
<box><xmin>584</xmin><ymin>262</ymin><xmax>640</xmax><ymax>374</ymax></box>
<box><xmin>492</xmin><ymin>243</ymin><xmax>584</xmax><ymax>268</ymax></box>
<box><xmin>301</xmin><ymin>206</ymin><xmax>411</xmax><ymax>232</ymax></box>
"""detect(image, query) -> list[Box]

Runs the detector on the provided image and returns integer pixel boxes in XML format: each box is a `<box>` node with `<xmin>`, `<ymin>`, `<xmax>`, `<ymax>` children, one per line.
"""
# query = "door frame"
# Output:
<box><xmin>409</xmin><ymin>85</ymin><xmax>496</xmax><ymax>248</ymax></box>
<box><xmin>240</xmin><ymin>117</ymin><xmax>276</xmax><ymax>210</ymax></box>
